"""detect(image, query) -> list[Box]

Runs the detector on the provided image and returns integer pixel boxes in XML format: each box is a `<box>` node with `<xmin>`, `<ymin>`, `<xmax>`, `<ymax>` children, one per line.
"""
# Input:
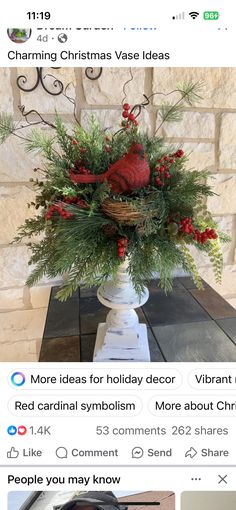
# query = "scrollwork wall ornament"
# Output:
<box><xmin>85</xmin><ymin>67</ymin><xmax>103</xmax><ymax>80</ymax></box>
<box><xmin>17</xmin><ymin>67</ymin><xmax>64</xmax><ymax>95</ymax></box>
<box><xmin>16</xmin><ymin>67</ymin><xmax>103</xmax><ymax>95</ymax></box>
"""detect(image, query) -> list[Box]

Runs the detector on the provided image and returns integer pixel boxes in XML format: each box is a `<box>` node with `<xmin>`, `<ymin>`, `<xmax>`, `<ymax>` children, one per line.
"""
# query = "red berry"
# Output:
<box><xmin>122</xmin><ymin>111</ymin><xmax>129</xmax><ymax>118</ymax></box>
<box><xmin>72</xmin><ymin>139</ymin><xmax>78</xmax><ymax>146</ymax></box>
<box><xmin>118</xmin><ymin>237</ymin><xmax>128</xmax><ymax>247</ymax></box>
<box><xmin>77</xmin><ymin>199</ymin><xmax>88</xmax><ymax>209</ymax></box>
<box><xmin>175</xmin><ymin>149</ymin><xmax>184</xmax><ymax>158</ymax></box>
<box><xmin>128</xmin><ymin>113</ymin><xmax>136</xmax><ymax>121</ymax></box>
<box><xmin>64</xmin><ymin>197</ymin><xmax>75</xmax><ymax>204</ymax></box>
<box><xmin>165</xmin><ymin>172</ymin><xmax>171</xmax><ymax>178</ymax></box>
<box><xmin>133</xmin><ymin>120</ymin><xmax>139</xmax><ymax>126</ymax></box>
<box><xmin>123</xmin><ymin>103</ymin><xmax>130</xmax><ymax>111</ymax></box>
<box><xmin>169</xmin><ymin>159</ymin><xmax>174</xmax><ymax>164</ymax></box>
<box><xmin>159</xmin><ymin>166</ymin><xmax>165</xmax><ymax>174</ymax></box>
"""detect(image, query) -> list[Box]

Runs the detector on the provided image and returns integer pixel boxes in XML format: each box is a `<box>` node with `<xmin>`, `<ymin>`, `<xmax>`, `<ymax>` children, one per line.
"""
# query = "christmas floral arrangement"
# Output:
<box><xmin>0</xmin><ymin>82</ymin><xmax>229</xmax><ymax>300</ymax></box>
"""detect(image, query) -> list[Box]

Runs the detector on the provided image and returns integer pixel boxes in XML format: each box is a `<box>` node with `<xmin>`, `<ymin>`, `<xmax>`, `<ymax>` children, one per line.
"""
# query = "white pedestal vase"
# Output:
<box><xmin>93</xmin><ymin>260</ymin><xmax>150</xmax><ymax>362</ymax></box>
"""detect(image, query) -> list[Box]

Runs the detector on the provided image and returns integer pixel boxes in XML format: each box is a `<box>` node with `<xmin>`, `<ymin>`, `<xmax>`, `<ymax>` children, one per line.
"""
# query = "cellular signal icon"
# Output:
<box><xmin>172</xmin><ymin>12</ymin><xmax>185</xmax><ymax>20</ymax></box>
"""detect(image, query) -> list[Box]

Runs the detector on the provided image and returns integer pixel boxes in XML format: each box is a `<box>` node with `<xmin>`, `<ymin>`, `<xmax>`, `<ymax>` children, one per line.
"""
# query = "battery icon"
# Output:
<box><xmin>203</xmin><ymin>11</ymin><xmax>219</xmax><ymax>20</ymax></box>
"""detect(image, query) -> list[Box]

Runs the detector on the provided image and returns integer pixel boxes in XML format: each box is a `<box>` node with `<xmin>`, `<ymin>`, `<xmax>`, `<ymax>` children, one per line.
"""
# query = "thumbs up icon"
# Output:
<box><xmin>7</xmin><ymin>447</ymin><xmax>19</xmax><ymax>459</ymax></box>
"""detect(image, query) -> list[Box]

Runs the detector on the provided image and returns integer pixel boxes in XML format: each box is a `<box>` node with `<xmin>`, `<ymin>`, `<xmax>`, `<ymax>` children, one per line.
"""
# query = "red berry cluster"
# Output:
<box><xmin>180</xmin><ymin>217</ymin><xmax>194</xmax><ymax>234</ymax></box>
<box><xmin>46</xmin><ymin>195</ymin><xmax>90</xmax><ymax>220</ymax></box>
<box><xmin>173</xmin><ymin>149</ymin><xmax>184</xmax><ymax>158</ymax></box>
<box><xmin>45</xmin><ymin>203</ymin><xmax>73</xmax><ymax>220</ymax></box>
<box><xmin>121</xmin><ymin>103</ymin><xmax>138</xmax><ymax>128</ymax></box>
<box><xmin>63</xmin><ymin>196</ymin><xmax>77</xmax><ymax>204</ymax></box>
<box><xmin>180</xmin><ymin>217</ymin><xmax>218</xmax><ymax>244</ymax></box>
<box><xmin>154</xmin><ymin>150</ymin><xmax>185</xmax><ymax>187</ymax></box>
<box><xmin>77</xmin><ymin>198</ymin><xmax>89</xmax><ymax>209</ymax></box>
<box><xmin>72</xmin><ymin>140</ymin><xmax>88</xmax><ymax>156</ymax></box>
<box><xmin>193</xmin><ymin>228</ymin><xmax>218</xmax><ymax>244</ymax></box>
<box><xmin>64</xmin><ymin>196</ymin><xmax>89</xmax><ymax>209</ymax></box>
<box><xmin>155</xmin><ymin>156</ymin><xmax>173</xmax><ymax>186</ymax></box>
<box><xmin>117</xmin><ymin>236</ymin><xmax>128</xmax><ymax>258</ymax></box>
<box><xmin>104</xmin><ymin>135</ymin><xmax>112</xmax><ymax>153</ymax></box>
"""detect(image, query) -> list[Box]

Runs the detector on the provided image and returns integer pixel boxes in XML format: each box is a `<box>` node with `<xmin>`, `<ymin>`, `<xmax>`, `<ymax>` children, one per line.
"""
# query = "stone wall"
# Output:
<box><xmin>0</xmin><ymin>67</ymin><xmax>236</xmax><ymax>361</ymax></box>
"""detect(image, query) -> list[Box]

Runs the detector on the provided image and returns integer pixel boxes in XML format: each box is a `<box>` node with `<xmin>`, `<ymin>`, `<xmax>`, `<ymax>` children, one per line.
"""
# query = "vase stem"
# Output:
<box><xmin>93</xmin><ymin>261</ymin><xmax>150</xmax><ymax>362</ymax></box>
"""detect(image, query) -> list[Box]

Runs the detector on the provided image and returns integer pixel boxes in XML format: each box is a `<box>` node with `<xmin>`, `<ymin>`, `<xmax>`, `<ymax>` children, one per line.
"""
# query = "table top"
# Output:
<box><xmin>40</xmin><ymin>277</ymin><xmax>236</xmax><ymax>362</ymax></box>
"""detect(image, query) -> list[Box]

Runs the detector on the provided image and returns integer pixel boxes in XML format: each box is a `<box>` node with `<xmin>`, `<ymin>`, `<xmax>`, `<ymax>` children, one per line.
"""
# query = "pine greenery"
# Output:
<box><xmin>0</xmin><ymin>82</ymin><xmax>230</xmax><ymax>300</ymax></box>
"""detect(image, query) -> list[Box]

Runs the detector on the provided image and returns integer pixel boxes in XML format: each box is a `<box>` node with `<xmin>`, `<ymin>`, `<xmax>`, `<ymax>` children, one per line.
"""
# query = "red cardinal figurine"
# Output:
<box><xmin>69</xmin><ymin>143</ymin><xmax>150</xmax><ymax>194</ymax></box>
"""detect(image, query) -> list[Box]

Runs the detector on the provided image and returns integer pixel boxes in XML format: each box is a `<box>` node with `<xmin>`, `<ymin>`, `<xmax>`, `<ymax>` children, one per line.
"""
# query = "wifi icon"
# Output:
<box><xmin>189</xmin><ymin>11</ymin><xmax>200</xmax><ymax>19</ymax></box>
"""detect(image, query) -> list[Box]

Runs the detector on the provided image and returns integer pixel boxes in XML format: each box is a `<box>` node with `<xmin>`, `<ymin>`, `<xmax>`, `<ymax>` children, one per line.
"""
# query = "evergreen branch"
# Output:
<box><xmin>0</xmin><ymin>113</ymin><xmax>15</xmax><ymax>142</ymax></box>
<box><xmin>176</xmin><ymin>81</ymin><xmax>204</xmax><ymax>105</ymax></box>
<box><xmin>155</xmin><ymin>81</ymin><xmax>204</xmax><ymax>134</ymax></box>
<box><xmin>159</xmin><ymin>103</ymin><xmax>184</xmax><ymax>123</ymax></box>
<box><xmin>25</xmin><ymin>129</ymin><xmax>55</xmax><ymax>155</ymax></box>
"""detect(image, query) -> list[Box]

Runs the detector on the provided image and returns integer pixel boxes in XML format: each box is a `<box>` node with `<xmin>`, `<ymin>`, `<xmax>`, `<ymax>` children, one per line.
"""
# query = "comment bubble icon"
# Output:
<box><xmin>55</xmin><ymin>446</ymin><xmax>68</xmax><ymax>459</ymax></box>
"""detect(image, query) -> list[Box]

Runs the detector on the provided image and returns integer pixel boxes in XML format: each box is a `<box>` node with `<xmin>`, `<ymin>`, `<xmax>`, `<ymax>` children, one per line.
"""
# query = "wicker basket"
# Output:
<box><xmin>101</xmin><ymin>198</ymin><xmax>157</xmax><ymax>226</ymax></box>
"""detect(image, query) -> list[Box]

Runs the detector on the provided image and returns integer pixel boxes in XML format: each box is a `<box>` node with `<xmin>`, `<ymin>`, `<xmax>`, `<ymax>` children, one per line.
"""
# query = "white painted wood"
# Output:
<box><xmin>93</xmin><ymin>260</ymin><xmax>150</xmax><ymax>362</ymax></box>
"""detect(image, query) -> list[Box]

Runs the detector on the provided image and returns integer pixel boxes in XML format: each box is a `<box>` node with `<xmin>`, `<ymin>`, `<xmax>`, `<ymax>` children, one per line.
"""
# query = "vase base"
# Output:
<box><xmin>93</xmin><ymin>323</ymin><xmax>150</xmax><ymax>362</ymax></box>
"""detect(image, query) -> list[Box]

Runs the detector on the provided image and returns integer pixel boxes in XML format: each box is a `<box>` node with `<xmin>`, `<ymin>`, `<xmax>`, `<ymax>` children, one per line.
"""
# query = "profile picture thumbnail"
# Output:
<box><xmin>7</xmin><ymin>28</ymin><xmax>32</xmax><ymax>43</ymax></box>
<box><xmin>8</xmin><ymin>490</ymin><xmax>175</xmax><ymax>510</ymax></box>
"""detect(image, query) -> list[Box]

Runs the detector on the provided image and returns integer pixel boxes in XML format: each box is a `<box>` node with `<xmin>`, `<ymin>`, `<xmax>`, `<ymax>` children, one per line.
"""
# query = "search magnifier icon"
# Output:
<box><xmin>55</xmin><ymin>446</ymin><xmax>68</xmax><ymax>459</ymax></box>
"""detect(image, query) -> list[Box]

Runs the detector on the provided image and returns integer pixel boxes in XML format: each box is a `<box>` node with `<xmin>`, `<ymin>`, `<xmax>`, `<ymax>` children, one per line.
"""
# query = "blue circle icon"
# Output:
<box><xmin>7</xmin><ymin>425</ymin><xmax>17</xmax><ymax>435</ymax></box>
<box><xmin>11</xmin><ymin>372</ymin><xmax>26</xmax><ymax>386</ymax></box>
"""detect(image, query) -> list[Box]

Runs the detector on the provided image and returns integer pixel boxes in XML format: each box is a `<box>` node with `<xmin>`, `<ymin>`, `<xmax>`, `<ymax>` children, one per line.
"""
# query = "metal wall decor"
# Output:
<box><xmin>17</xmin><ymin>67</ymin><xmax>64</xmax><ymax>95</ymax></box>
<box><xmin>85</xmin><ymin>67</ymin><xmax>103</xmax><ymax>80</ymax></box>
<box><xmin>16</xmin><ymin>67</ymin><xmax>103</xmax><ymax>95</ymax></box>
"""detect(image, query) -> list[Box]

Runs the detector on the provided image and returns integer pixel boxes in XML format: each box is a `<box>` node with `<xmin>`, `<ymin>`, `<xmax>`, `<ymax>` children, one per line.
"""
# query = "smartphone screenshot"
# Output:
<box><xmin>0</xmin><ymin>2</ymin><xmax>236</xmax><ymax>509</ymax></box>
